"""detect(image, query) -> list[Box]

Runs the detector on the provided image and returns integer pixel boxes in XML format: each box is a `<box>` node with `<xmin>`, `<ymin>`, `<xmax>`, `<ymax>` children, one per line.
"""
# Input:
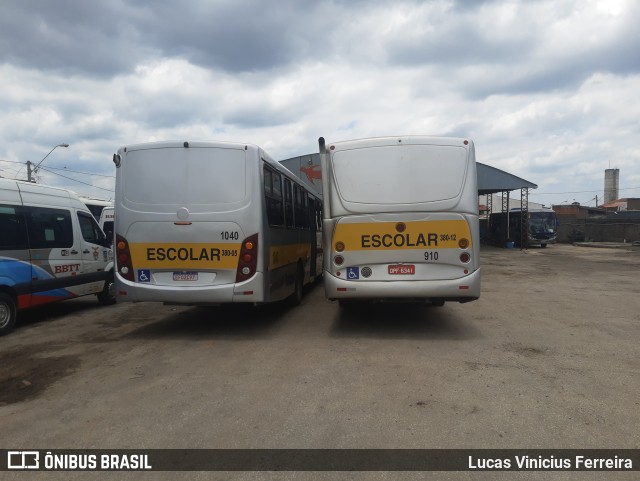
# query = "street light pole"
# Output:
<box><xmin>27</xmin><ymin>143</ymin><xmax>69</xmax><ymax>182</ymax></box>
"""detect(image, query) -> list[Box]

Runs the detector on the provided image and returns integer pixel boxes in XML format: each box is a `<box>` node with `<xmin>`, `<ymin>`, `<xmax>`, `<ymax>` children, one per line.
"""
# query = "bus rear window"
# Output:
<box><xmin>332</xmin><ymin>145</ymin><xmax>468</xmax><ymax>204</ymax></box>
<box><xmin>123</xmin><ymin>147</ymin><xmax>247</xmax><ymax>205</ymax></box>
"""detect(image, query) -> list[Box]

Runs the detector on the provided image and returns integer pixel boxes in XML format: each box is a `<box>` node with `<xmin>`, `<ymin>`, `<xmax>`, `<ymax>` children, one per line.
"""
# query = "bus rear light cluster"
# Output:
<box><xmin>460</xmin><ymin>252</ymin><xmax>471</xmax><ymax>263</ymax></box>
<box><xmin>236</xmin><ymin>233</ymin><xmax>258</xmax><ymax>283</ymax></box>
<box><xmin>458</xmin><ymin>238</ymin><xmax>469</xmax><ymax>249</ymax></box>
<box><xmin>334</xmin><ymin>255</ymin><xmax>344</xmax><ymax>266</ymax></box>
<box><xmin>115</xmin><ymin>234</ymin><xmax>135</xmax><ymax>282</ymax></box>
<box><xmin>335</xmin><ymin>241</ymin><xmax>345</xmax><ymax>252</ymax></box>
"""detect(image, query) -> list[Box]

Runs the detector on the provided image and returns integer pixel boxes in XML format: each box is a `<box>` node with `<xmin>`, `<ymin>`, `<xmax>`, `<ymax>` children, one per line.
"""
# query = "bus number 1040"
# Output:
<box><xmin>220</xmin><ymin>231</ymin><xmax>239</xmax><ymax>241</ymax></box>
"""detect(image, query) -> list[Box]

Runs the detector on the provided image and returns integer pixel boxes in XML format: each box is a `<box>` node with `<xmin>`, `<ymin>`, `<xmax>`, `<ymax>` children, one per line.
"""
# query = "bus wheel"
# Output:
<box><xmin>0</xmin><ymin>293</ymin><xmax>17</xmax><ymax>336</ymax></box>
<box><xmin>97</xmin><ymin>274</ymin><xmax>116</xmax><ymax>306</ymax></box>
<box><xmin>288</xmin><ymin>264</ymin><xmax>304</xmax><ymax>307</ymax></box>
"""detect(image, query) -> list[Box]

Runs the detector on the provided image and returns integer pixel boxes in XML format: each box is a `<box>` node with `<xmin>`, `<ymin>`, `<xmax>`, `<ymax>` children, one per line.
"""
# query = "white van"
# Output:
<box><xmin>0</xmin><ymin>179</ymin><xmax>115</xmax><ymax>336</ymax></box>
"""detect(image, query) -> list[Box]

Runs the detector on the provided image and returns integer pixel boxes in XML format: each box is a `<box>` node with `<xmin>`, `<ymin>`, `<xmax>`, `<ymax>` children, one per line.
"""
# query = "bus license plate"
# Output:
<box><xmin>388</xmin><ymin>265</ymin><xmax>415</xmax><ymax>275</ymax></box>
<box><xmin>173</xmin><ymin>271</ymin><xmax>198</xmax><ymax>281</ymax></box>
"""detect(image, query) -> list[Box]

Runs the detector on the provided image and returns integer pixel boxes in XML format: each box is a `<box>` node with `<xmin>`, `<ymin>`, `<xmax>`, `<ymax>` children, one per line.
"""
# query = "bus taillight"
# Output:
<box><xmin>236</xmin><ymin>233</ymin><xmax>258</xmax><ymax>283</ymax></box>
<box><xmin>116</xmin><ymin>234</ymin><xmax>135</xmax><ymax>282</ymax></box>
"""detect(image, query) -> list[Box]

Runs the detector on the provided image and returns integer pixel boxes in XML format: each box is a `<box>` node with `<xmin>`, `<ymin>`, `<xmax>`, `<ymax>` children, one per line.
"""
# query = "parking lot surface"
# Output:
<box><xmin>1</xmin><ymin>244</ymin><xmax>639</xmax><ymax>480</ymax></box>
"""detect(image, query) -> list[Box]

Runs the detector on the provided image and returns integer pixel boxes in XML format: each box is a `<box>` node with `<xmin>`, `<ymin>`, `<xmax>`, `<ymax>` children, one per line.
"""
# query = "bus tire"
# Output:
<box><xmin>0</xmin><ymin>293</ymin><xmax>17</xmax><ymax>336</ymax></box>
<box><xmin>97</xmin><ymin>273</ymin><xmax>116</xmax><ymax>306</ymax></box>
<box><xmin>288</xmin><ymin>264</ymin><xmax>304</xmax><ymax>307</ymax></box>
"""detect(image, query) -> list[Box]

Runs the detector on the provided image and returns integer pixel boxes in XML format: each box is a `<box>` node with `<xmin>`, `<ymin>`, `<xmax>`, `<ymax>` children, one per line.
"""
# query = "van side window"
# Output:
<box><xmin>25</xmin><ymin>207</ymin><xmax>73</xmax><ymax>249</ymax></box>
<box><xmin>78</xmin><ymin>212</ymin><xmax>107</xmax><ymax>245</ymax></box>
<box><xmin>0</xmin><ymin>205</ymin><xmax>28</xmax><ymax>250</ymax></box>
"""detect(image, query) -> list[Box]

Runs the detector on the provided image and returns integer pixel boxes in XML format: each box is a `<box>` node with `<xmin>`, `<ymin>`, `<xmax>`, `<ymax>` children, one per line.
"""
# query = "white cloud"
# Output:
<box><xmin>0</xmin><ymin>0</ymin><xmax>639</xmax><ymax>204</ymax></box>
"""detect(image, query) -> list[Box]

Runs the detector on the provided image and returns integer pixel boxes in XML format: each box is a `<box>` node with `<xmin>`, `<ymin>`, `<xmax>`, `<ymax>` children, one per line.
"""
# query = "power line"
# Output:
<box><xmin>0</xmin><ymin>160</ymin><xmax>27</xmax><ymax>179</ymax></box>
<box><xmin>44</xmin><ymin>165</ymin><xmax>115</xmax><ymax>178</ymax></box>
<box><xmin>1</xmin><ymin>159</ymin><xmax>114</xmax><ymax>179</ymax></box>
<box><xmin>38</xmin><ymin>166</ymin><xmax>114</xmax><ymax>192</ymax></box>
<box><xmin>530</xmin><ymin>186</ymin><xmax>640</xmax><ymax>196</ymax></box>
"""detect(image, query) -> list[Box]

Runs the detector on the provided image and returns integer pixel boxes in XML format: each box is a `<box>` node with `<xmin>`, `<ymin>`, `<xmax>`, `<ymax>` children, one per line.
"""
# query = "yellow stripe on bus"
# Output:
<box><xmin>269</xmin><ymin>243</ymin><xmax>311</xmax><ymax>270</ymax></box>
<box><xmin>129</xmin><ymin>243</ymin><xmax>241</xmax><ymax>270</ymax></box>
<box><xmin>333</xmin><ymin>220</ymin><xmax>471</xmax><ymax>251</ymax></box>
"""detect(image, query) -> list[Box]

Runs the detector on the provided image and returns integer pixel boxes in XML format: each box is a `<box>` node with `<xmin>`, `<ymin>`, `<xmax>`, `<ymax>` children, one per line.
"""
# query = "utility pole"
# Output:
<box><xmin>26</xmin><ymin>143</ymin><xmax>69</xmax><ymax>183</ymax></box>
<box><xmin>26</xmin><ymin>161</ymin><xmax>34</xmax><ymax>182</ymax></box>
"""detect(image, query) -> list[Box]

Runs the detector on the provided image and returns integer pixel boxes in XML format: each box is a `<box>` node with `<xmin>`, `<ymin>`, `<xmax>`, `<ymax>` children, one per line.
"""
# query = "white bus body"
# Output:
<box><xmin>113</xmin><ymin>141</ymin><xmax>322</xmax><ymax>306</ymax></box>
<box><xmin>78</xmin><ymin>196</ymin><xmax>113</xmax><ymax>220</ymax></box>
<box><xmin>319</xmin><ymin>136</ymin><xmax>480</xmax><ymax>304</ymax></box>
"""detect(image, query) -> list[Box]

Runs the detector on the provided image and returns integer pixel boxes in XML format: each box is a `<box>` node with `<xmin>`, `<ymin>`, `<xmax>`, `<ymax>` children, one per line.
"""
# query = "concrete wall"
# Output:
<box><xmin>557</xmin><ymin>217</ymin><xmax>640</xmax><ymax>243</ymax></box>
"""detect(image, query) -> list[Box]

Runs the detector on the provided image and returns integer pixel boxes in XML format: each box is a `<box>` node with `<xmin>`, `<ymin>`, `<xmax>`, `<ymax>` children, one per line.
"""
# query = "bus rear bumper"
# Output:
<box><xmin>115</xmin><ymin>272</ymin><xmax>265</xmax><ymax>304</ymax></box>
<box><xmin>324</xmin><ymin>268</ymin><xmax>481</xmax><ymax>302</ymax></box>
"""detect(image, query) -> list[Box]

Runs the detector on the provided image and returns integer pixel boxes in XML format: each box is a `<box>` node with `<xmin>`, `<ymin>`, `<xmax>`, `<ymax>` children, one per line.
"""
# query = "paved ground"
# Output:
<box><xmin>1</xmin><ymin>244</ymin><xmax>639</xmax><ymax>480</ymax></box>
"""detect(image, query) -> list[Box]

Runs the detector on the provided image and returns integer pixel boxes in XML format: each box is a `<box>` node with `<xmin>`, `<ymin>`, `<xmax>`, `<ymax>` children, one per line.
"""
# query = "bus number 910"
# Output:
<box><xmin>424</xmin><ymin>251</ymin><xmax>439</xmax><ymax>261</ymax></box>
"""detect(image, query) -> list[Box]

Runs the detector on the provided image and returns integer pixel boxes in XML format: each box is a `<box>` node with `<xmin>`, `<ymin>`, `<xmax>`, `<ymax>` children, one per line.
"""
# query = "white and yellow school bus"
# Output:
<box><xmin>113</xmin><ymin>141</ymin><xmax>322</xmax><ymax>306</ymax></box>
<box><xmin>319</xmin><ymin>136</ymin><xmax>480</xmax><ymax>305</ymax></box>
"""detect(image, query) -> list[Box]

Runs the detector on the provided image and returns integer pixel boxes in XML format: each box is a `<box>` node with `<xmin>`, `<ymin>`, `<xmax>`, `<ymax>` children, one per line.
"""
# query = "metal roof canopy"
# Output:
<box><xmin>477</xmin><ymin>163</ymin><xmax>538</xmax><ymax>249</ymax></box>
<box><xmin>477</xmin><ymin>162</ymin><xmax>537</xmax><ymax>195</ymax></box>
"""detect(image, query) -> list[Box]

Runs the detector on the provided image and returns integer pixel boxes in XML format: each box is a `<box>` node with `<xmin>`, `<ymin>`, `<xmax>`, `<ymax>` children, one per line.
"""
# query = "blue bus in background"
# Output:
<box><xmin>489</xmin><ymin>208</ymin><xmax>558</xmax><ymax>247</ymax></box>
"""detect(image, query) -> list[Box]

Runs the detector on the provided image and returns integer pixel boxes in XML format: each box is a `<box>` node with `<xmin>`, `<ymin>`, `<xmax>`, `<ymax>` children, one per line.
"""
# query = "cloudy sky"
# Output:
<box><xmin>1</xmin><ymin>0</ymin><xmax>638</xmax><ymax>207</ymax></box>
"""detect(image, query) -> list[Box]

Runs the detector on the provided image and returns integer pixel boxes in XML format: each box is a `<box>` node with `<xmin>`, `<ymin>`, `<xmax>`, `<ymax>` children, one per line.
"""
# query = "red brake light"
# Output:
<box><xmin>236</xmin><ymin>233</ymin><xmax>258</xmax><ymax>283</ymax></box>
<box><xmin>115</xmin><ymin>234</ymin><xmax>135</xmax><ymax>282</ymax></box>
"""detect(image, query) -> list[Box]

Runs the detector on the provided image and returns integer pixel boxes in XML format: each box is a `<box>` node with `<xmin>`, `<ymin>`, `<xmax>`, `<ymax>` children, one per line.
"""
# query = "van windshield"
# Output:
<box><xmin>332</xmin><ymin>145</ymin><xmax>467</xmax><ymax>204</ymax></box>
<box><xmin>123</xmin><ymin>147</ymin><xmax>247</xmax><ymax>206</ymax></box>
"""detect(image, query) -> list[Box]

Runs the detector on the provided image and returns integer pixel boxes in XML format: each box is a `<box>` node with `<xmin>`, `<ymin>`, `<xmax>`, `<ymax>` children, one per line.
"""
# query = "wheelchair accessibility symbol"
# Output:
<box><xmin>138</xmin><ymin>269</ymin><xmax>151</xmax><ymax>283</ymax></box>
<box><xmin>346</xmin><ymin>267</ymin><xmax>359</xmax><ymax>280</ymax></box>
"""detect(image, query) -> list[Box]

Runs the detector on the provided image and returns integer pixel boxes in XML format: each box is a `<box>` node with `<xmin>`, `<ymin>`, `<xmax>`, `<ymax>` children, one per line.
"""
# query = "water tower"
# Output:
<box><xmin>604</xmin><ymin>168</ymin><xmax>619</xmax><ymax>204</ymax></box>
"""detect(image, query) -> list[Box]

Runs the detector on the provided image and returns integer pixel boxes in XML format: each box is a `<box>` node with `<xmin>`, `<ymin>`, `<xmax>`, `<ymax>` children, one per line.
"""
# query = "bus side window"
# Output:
<box><xmin>293</xmin><ymin>184</ymin><xmax>305</xmax><ymax>229</ymax></box>
<box><xmin>307</xmin><ymin>194</ymin><xmax>314</xmax><ymax>231</ymax></box>
<box><xmin>264</xmin><ymin>166</ymin><xmax>284</xmax><ymax>227</ymax></box>
<box><xmin>284</xmin><ymin>178</ymin><xmax>294</xmax><ymax>228</ymax></box>
<box><xmin>315</xmin><ymin>199</ymin><xmax>323</xmax><ymax>231</ymax></box>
